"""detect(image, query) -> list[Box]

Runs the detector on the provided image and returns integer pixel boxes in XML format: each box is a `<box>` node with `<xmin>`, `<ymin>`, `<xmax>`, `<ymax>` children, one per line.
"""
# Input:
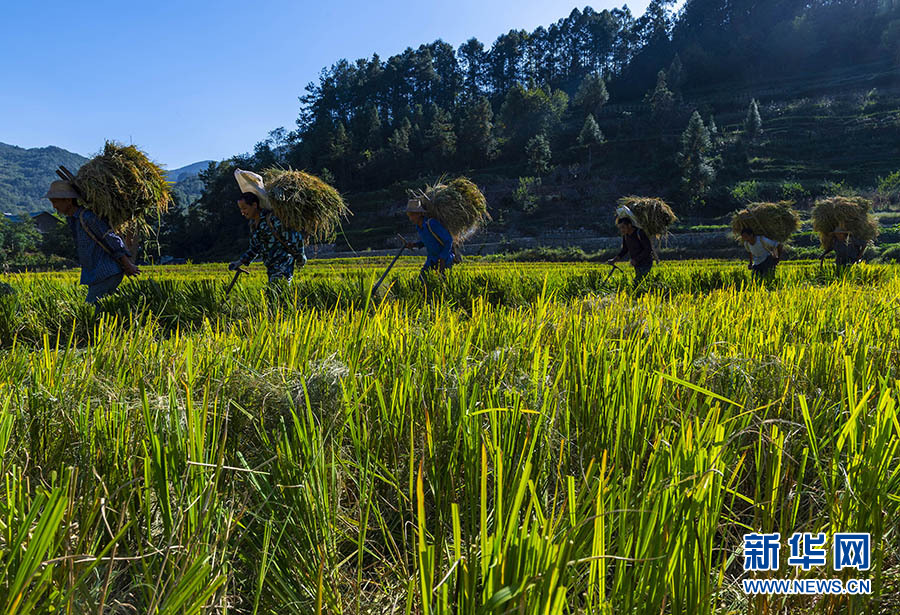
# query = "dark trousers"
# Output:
<box><xmin>86</xmin><ymin>272</ymin><xmax>124</xmax><ymax>304</ymax></box>
<box><xmin>419</xmin><ymin>261</ymin><xmax>451</xmax><ymax>282</ymax></box>
<box><xmin>633</xmin><ymin>263</ymin><xmax>652</xmax><ymax>287</ymax></box>
<box><xmin>750</xmin><ymin>256</ymin><xmax>777</xmax><ymax>278</ymax></box>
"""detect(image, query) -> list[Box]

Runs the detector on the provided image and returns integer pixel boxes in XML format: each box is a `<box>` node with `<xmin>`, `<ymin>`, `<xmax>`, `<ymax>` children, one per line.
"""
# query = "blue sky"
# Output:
<box><xmin>2</xmin><ymin>1</ymin><xmax>650</xmax><ymax>169</ymax></box>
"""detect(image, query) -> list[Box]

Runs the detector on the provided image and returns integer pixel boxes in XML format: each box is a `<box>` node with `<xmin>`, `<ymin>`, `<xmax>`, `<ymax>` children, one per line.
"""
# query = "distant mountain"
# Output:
<box><xmin>0</xmin><ymin>143</ymin><xmax>88</xmax><ymax>214</ymax></box>
<box><xmin>0</xmin><ymin>143</ymin><xmax>212</xmax><ymax>214</ymax></box>
<box><xmin>166</xmin><ymin>161</ymin><xmax>213</xmax><ymax>207</ymax></box>
<box><xmin>165</xmin><ymin>160</ymin><xmax>214</xmax><ymax>183</ymax></box>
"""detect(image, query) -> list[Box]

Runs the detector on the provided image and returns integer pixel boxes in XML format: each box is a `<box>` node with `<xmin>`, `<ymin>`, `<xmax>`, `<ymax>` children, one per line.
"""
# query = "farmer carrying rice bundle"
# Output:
<box><xmin>403</xmin><ymin>177</ymin><xmax>490</xmax><ymax>277</ymax></box>
<box><xmin>403</xmin><ymin>198</ymin><xmax>455</xmax><ymax>276</ymax></box>
<box><xmin>614</xmin><ymin>196</ymin><xmax>678</xmax><ymax>238</ymax></box>
<box><xmin>229</xmin><ymin>169</ymin><xmax>310</xmax><ymax>283</ymax></box>
<box><xmin>818</xmin><ymin>228</ymin><xmax>864</xmax><ymax>267</ymax></box>
<box><xmin>47</xmin><ymin>141</ymin><xmax>170</xmax><ymax>302</ymax></box>
<box><xmin>730</xmin><ymin>201</ymin><xmax>799</xmax><ymax>279</ymax></box>
<box><xmin>607</xmin><ymin>196</ymin><xmax>677</xmax><ymax>286</ymax></box>
<box><xmin>45</xmin><ymin>180</ymin><xmax>140</xmax><ymax>303</ymax></box>
<box><xmin>608</xmin><ymin>218</ymin><xmax>654</xmax><ymax>286</ymax></box>
<box><xmin>73</xmin><ymin>141</ymin><xmax>173</xmax><ymax>257</ymax></box>
<box><xmin>812</xmin><ymin>196</ymin><xmax>877</xmax><ymax>267</ymax></box>
<box><xmin>262</xmin><ymin>168</ymin><xmax>350</xmax><ymax>244</ymax></box>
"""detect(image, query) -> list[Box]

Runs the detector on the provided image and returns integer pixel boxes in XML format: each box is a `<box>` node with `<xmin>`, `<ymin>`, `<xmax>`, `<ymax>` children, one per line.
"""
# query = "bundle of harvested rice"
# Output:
<box><xmin>811</xmin><ymin>196</ymin><xmax>878</xmax><ymax>249</ymax></box>
<box><xmin>415</xmin><ymin>177</ymin><xmax>490</xmax><ymax>241</ymax></box>
<box><xmin>615</xmin><ymin>196</ymin><xmax>677</xmax><ymax>237</ymax></box>
<box><xmin>263</xmin><ymin>168</ymin><xmax>350</xmax><ymax>242</ymax></box>
<box><xmin>730</xmin><ymin>201</ymin><xmax>800</xmax><ymax>243</ymax></box>
<box><xmin>74</xmin><ymin>141</ymin><xmax>172</xmax><ymax>231</ymax></box>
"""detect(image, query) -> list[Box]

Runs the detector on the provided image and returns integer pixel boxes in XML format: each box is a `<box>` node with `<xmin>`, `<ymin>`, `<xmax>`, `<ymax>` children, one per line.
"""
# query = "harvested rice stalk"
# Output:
<box><xmin>412</xmin><ymin>177</ymin><xmax>490</xmax><ymax>241</ymax></box>
<box><xmin>812</xmin><ymin>196</ymin><xmax>878</xmax><ymax>249</ymax></box>
<box><xmin>263</xmin><ymin>168</ymin><xmax>350</xmax><ymax>242</ymax></box>
<box><xmin>730</xmin><ymin>201</ymin><xmax>800</xmax><ymax>243</ymax></box>
<box><xmin>74</xmin><ymin>141</ymin><xmax>172</xmax><ymax>232</ymax></box>
<box><xmin>615</xmin><ymin>196</ymin><xmax>677</xmax><ymax>237</ymax></box>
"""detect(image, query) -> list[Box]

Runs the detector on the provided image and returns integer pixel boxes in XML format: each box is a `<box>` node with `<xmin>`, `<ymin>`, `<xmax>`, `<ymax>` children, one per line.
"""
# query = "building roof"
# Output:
<box><xmin>3</xmin><ymin>211</ymin><xmax>56</xmax><ymax>221</ymax></box>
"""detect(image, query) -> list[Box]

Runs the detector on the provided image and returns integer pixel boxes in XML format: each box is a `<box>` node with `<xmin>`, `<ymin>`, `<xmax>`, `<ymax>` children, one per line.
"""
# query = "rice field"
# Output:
<box><xmin>0</xmin><ymin>259</ymin><xmax>898</xmax><ymax>614</ymax></box>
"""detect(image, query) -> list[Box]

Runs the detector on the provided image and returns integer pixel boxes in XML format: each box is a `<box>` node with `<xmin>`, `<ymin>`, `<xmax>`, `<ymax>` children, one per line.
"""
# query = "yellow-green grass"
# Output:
<box><xmin>0</xmin><ymin>261</ymin><xmax>898</xmax><ymax>613</ymax></box>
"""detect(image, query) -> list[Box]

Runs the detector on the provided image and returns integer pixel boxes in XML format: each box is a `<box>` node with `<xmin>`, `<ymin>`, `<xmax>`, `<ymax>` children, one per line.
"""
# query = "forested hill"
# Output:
<box><xmin>155</xmin><ymin>1</ymin><xmax>900</xmax><ymax>258</ymax></box>
<box><xmin>270</xmin><ymin>0</ymin><xmax>900</xmax><ymax>185</ymax></box>
<box><xmin>0</xmin><ymin>143</ymin><xmax>210</xmax><ymax>215</ymax></box>
<box><xmin>0</xmin><ymin>143</ymin><xmax>88</xmax><ymax>215</ymax></box>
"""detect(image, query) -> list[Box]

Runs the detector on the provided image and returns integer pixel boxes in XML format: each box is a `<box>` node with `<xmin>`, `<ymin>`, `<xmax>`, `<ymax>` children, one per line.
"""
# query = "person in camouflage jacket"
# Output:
<box><xmin>230</xmin><ymin>192</ymin><xmax>306</xmax><ymax>282</ymax></box>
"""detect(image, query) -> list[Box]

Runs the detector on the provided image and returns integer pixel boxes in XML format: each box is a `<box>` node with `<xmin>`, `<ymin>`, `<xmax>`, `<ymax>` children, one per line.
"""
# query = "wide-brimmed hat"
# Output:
<box><xmin>45</xmin><ymin>180</ymin><xmax>80</xmax><ymax>200</ymax></box>
<box><xmin>406</xmin><ymin>199</ymin><xmax>426</xmax><ymax>213</ymax></box>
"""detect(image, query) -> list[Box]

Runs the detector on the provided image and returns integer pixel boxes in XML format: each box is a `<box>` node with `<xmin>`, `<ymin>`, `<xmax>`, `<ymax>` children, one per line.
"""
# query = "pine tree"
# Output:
<box><xmin>708</xmin><ymin>114</ymin><xmax>718</xmax><ymax>138</ymax></box>
<box><xmin>645</xmin><ymin>70</ymin><xmax>675</xmax><ymax>121</ymax></box>
<box><xmin>578</xmin><ymin>114</ymin><xmax>604</xmax><ymax>167</ymax></box>
<box><xmin>677</xmin><ymin>111</ymin><xmax>715</xmax><ymax>207</ymax></box>
<box><xmin>424</xmin><ymin>105</ymin><xmax>456</xmax><ymax>167</ymax></box>
<box><xmin>578</xmin><ymin>114</ymin><xmax>604</xmax><ymax>146</ymax></box>
<box><xmin>500</xmin><ymin>84</ymin><xmax>568</xmax><ymax>153</ymax></box>
<box><xmin>526</xmin><ymin>134</ymin><xmax>552</xmax><ymax>175</ymax></box>
<box><xmin>410</xmin><ymin>104</ymin><xmax>427</xmax><ymax>153</ymax></box>
<box><xmin>744</xmin><ymin>99</ymin><xmax>763</xmax><ymax>139</ymax></box>
<box><xmin>573</xmin><ymin>72</ymin><xmax>609</xmax><ymax>117</ymax></box>
<box><xmin>329</xmin><ymin>121</ymin><xmax>352</xmax><ymax>181</ymax></box>
<box><xmin>388</xmin><ymin>118</ymin><xmax>411</xmax><ymax>155</ymax></box>
<box><xmin>355</xmin><ymin>105</ymin><xmax>383</xmax><ymax>151</ymax></box>
<box><xmin>458</xmin><ymin>38</ymin><xmax>486</xmax><ymax>98</ymax></box>
<box><xmin>329</xmin><ymin>122</ymin><xmax>351</xmax><ymax>159</ymax></box>
<box><xmin>666</xmin><ymin>54</ymin><xmax>683</xmax><ymax>91</ymax></box>
<box><xmin>460</xmin><ymin>96</ymin><xmax>497</xmax><ymax>164</ymax></box>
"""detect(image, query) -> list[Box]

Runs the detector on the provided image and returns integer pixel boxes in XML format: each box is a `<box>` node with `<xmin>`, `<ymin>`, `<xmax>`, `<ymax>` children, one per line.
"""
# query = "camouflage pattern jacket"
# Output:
<box><xmin>240</xmin><ymin>213</ymin><xmax>306</xmax><ymax>281</ymax></box>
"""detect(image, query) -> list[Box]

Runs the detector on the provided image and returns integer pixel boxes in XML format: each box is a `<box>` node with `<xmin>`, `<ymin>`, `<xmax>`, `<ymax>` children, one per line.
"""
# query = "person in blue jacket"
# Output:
<box><xmin>45</xmin><ymin>180</ymin><xmax>140</xmax><ymax>303</ymax></box>
<box><xmin>403</xmin><ymin>199</ymin><xmax>455</xmax><ymax>277</ymax></box>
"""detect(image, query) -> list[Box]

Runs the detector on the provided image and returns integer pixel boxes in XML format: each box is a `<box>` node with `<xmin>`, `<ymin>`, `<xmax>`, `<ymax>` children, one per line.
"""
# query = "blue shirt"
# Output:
<box><xmin>240</xmin><ymin>212</ymin><xmax>306</xmax><ymax>281</ymax></box>
<box><xmin>416</xmin><ymin>217</ymin><xmax>454</xmax><ymax>269</ymax></box>
<box><xmin>67</xmin><ymin>207</ymin><xmax>128</xmax><ymax>285</ymax></box>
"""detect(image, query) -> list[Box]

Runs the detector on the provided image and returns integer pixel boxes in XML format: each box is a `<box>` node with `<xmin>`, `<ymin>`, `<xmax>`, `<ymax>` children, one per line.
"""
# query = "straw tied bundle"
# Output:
<box><xmin>413</xmin><ymin>177</ymin><xmax>490</xmax><ymax>242</ymax></box>
<box><xmin>730</xmin><ymin>201</ymin><xmax>800</xmax><ymax>243</ymax></box>
<box><xmin>74</xmin><ymin>141</ymin><xmax>172</xmax><ymax>233</ymax></box>
<box><xmin>262</xmin><ymin>169</ymin><xmax>350</xmax><ymax>242</ymax></box>
<box><xmin>615</xmin><ymin>196</ymin><xmax>677</xmax><ymax>237</ymax></box>
<box><xmin>812</xmin><ymin>196</ymin><xmax>878</xmax><ymax>249</ymax></box>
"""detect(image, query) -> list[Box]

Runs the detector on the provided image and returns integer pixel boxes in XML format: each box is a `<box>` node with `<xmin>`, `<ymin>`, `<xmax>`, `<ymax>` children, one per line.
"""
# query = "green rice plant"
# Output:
<box><xmin>0</xmin><ymin>260</ymin><xmax>899</xmax><ymax>613</ymax></box>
